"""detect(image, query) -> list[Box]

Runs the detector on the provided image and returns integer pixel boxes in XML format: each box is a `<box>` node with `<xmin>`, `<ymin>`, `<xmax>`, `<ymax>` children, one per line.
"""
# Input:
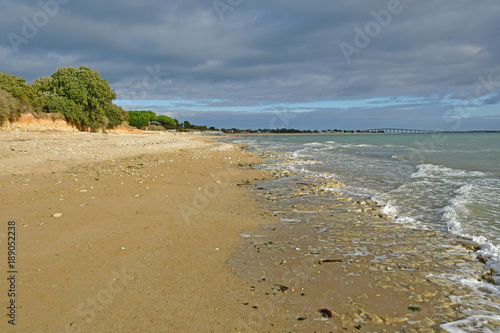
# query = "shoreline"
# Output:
<box><xmin>229</xmin><ymin>147</ymin><xmax>498</xmax><ymax>332</ymax></box>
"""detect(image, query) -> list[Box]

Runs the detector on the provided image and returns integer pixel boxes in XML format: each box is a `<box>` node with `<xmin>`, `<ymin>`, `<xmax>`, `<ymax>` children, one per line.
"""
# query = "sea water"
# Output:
<box><xmin>230</xmin><ymin>132</ymin><xmax>500</xmax><ymax>332</ymax></box>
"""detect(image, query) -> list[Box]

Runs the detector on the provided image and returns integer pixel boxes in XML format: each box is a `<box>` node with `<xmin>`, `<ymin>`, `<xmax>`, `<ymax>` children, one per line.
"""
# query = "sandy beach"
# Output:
<box><xmin>0</xmin><ymin>131</ymin><xmax>278</xmax><ymax>332</ymax></box>
<box><xmin>0</xmin><ymin>131</ymin><xmax>494</xmax><ymax>332</ymax></box>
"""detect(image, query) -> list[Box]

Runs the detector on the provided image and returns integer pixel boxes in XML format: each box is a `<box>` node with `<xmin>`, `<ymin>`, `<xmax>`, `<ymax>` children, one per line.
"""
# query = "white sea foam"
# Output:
<box><xmin>303</xmin><ymin>142</ymin><xmax>324</xmax><ymax>147</ymax></box>
<box><xmin>441</xmin><ymin>183</ymin><xmax>500</xmax><ymax>276</ymax></box>
<box><xmin>379</xmin><ymin>200</ymin><xmax>421</xmax><ymax>228</ymax></box>
<box><xmin>321</xmin><ymin>187</ymin><xmax>340</xmax><ymax>192</ymax></box>
<box><xmin>281</xmin><ymin>218</ymin><xmax>301</xmax><ymax>223</ymax></box>
<box><xmin>380</xmin><ymin>200</ymin><xmax>399</xmax><ymax>217</ymax></box>
<box><xmin>328</xmin><ymin>143</ymin><xmax>376</xmax><ymax>149</ymax></box>
<box><xmin>440</xmin><ymin>314</ymin><xmax>500</xmax><ymax>333</ymax></box>
<box><xmin>412</xmin><ymin>164</ymin><xmax>486</xmax><ymax>179</ymax></box>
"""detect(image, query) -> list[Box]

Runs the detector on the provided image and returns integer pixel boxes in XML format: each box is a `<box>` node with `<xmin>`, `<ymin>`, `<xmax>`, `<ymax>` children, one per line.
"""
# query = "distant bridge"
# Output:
<box><xmin>363</xmin><ymin>128</ymin><xmax>441</xmax><ymax>134</ymax></box>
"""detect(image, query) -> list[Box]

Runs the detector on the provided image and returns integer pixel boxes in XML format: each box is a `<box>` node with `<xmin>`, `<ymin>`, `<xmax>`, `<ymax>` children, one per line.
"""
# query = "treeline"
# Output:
<box><xmin>0</xmin><ymin>66</ymin><xmax>128</xmax><ymax>131</ymax></box>
<box><xmin>220</xmin><ymin>128</ymin><xmax>363</xmax><ymax>134</ymax></box>
<box><xmin>220</xmin><ymin>128</ymin><xmax>322</xmax><ymax>133</ymax></box>
<box><xmin>127</xmin><ymin>110</ymin><xmax>176</xmax><ymax>129</ymax></box>
<box><xmin>126</xmin><ymin>110</ymin><xmax>209</xmax><ymax>132</ymax></box>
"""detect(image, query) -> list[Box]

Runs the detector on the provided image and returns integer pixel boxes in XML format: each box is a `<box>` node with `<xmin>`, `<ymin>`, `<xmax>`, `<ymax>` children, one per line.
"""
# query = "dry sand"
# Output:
<box><xmin>0</xmin><ymin>131</ymin><xmax>492</xmax><ymax>332</ymax></box>
<box><xmin>0</xmin><ymin>131</ymin><xmax>278</xmax><ymax>332</ymax></box>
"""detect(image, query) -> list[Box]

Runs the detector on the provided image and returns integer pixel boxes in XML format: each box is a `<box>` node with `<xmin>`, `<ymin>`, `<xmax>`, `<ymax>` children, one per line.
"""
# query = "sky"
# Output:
<box><xmin>1</xmin><ymin>0</ymin><xmax>500</xmax><ymax>130</ymax></box>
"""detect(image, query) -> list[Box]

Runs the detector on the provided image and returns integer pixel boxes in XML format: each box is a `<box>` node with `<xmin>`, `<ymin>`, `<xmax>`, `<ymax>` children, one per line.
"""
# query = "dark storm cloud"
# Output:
<box><xmin>1</xmin><ymin>0</ymin><xmax>499</xmax><ymax>128</ymax></box>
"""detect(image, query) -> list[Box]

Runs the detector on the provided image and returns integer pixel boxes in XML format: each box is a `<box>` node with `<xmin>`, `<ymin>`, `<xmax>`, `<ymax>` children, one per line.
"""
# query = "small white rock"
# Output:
<box><xmin>52</xmin><ymin>213</ymin><xmax>63</xmax><ymax>218</ymax></box>
<box><xmin>120</xmin><ymin>247</ymin><xmax>126</xmax><ymax>250</ymax></box>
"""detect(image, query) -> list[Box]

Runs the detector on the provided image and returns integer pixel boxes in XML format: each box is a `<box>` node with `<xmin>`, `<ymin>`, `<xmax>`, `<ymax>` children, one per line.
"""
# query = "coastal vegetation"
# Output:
<box><xmin>127</xmin><ymin>110</ymin><xmax>178</xmax><ymax>130</ymax></box>
<box><xmin>1</xmin><ymin>67</ymin><xmax>213</xmax><ymax>133</ymax></box>
<box><xmin>1</xmin><ymin>66</ymin><xmax>128</xmax><ymax>131</ymax></box>
<box><xmin>126</xmin><ymin>110</ymin><xmax>208</xmax><ymax>132</ymax></box>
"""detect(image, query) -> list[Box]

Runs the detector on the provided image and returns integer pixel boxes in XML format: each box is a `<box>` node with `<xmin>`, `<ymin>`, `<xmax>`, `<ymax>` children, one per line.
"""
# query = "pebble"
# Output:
<box><xmin>52</xmin><ymin>213</ymin><xmax>63</xmax><ymax>218</ymax></box>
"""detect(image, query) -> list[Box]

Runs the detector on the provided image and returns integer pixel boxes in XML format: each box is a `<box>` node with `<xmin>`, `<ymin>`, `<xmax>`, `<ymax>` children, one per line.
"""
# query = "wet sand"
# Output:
<box><xmin>230</xmin><ymin>153</ymin><xmax>497</xmax><ymax>332</ymax></box>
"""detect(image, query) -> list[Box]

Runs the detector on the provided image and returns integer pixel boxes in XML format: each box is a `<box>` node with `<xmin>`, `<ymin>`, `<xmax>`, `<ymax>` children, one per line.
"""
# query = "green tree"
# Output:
<box><xmin>32</xmin><ymin>76</ymin><xmax>54</xmax><ymax>93</ymax></box>
<box><xmin>155</xmin><ymin>115</ymin><xmax>176</xmax><ymax>127</ymax></box>
<box><xmin>105</xmin><ymin>104</ymin><xmax>127</xmax><ymax>129</ymax></box>
<box><xmin>40</xmin><ymin>92</ymin><xmax>88</xmax><ymax>127</ymax></box>
<box><xmin>0</xmin><ymin>73</ymin><xmax>37</xmax><ymax>107</ymax></box>
<box><xmin>127</xmin><ymin>110</ymin><xmax>155</xmax><ymax>129</ymax></box>
<box><xmin>49</xmin><ymin>66</ymin><xmax>116</xmax><ymax>131</ymax></box>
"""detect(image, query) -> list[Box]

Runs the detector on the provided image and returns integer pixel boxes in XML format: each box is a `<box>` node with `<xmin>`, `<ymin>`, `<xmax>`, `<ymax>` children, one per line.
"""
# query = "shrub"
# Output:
<box><xmin>40</xmin><ymin>93</ymin><xmax>89</xmax><ymax>129</ymax></box>
<box><xmin>0</xmin><ymin>73</ymin><xmax>37</xmax><ymax>107</ymax></box>
<box><xmin>105</xmin><ymin>103</ymin><xmax>127</xmax><ymax>129</ymax></box>
<box><xmin>147</xmin><ymin>125</ymin><xmax>167</xmax><ymax>131</ymax></box>
<box><xmin>0</xmin><ymin>89</ymin><xmax>22</xmax><ymax>125</ymax></box>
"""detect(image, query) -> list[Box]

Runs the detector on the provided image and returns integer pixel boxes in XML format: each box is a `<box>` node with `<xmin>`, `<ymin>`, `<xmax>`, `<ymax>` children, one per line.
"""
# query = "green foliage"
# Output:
<box><xmin>127</xmin><ymin>111</ymin><xmax>152</xmax><ymax>129</ymax></box>
<box><xmin>49</xmin><ymin>66</ymin><xmax>116</xmax><ymax>131</ymax></box>
<box><xmin>126</xmin><ymin>110</ymin><xmax>176</xmax><ymax>129</ymax></box>
<box><xmin>0</xmin><ymin>73</ymin><xmax>37</xmax><ymax>107</ymax></box>
<box><xmin>156</xmin><ymin>115</ymin><xmax>176</xmax><ymax>127</ymax></box>
<box><xmin>32</xmin><ymin>76</ymin><xmax>54</xmax><ymax>93</ymax></box>
<box><xmin>105</xmin><ymin>104</ymin><xmax>127</xmax><ymax>129</ymax></box>
<box><xmin>40</xmin><ymin>93</ymin><xmax>88</xmax><ymax>128</ymax></box>
<box><xmin>0</xmin><ymin>89</ymin><xmax>21</xmax><ymax>125</ymax></box>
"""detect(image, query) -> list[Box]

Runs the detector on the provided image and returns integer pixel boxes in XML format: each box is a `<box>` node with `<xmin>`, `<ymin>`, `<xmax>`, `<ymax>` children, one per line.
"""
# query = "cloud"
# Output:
<box><xmin>1</xmin><ymin>0</ymin><xmax>499</xmax><ymax>129</ymax></box>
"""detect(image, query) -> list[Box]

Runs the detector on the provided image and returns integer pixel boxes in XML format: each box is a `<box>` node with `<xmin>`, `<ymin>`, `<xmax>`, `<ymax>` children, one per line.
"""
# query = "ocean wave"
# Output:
<box><xmin>303</xmin><ymin>142</ymin><xmax>324</xmax><ymax>147</ymax></box>
<box><xmin>411</xmin><ymin>164</ymin><xmax>487</xmax><ymax>179</ymax></box>
<box><xmin>442</xmin><ymin>184</ymin><xmax>474</xmax><ymax>234</ymax></box>
<box><xmin>441</xmin><ymin>183</ymin><xmax>500</xmax><ymax>282</ymax></box>
<box><xmin>327</xmin><ymin>143</ymin><xmax>376</xmax><ymax>149</ymax></box>
<box><xmin>378</xmin><ymin>200</ymin><xmax>421</xmax><ymax>229</ymax></box>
